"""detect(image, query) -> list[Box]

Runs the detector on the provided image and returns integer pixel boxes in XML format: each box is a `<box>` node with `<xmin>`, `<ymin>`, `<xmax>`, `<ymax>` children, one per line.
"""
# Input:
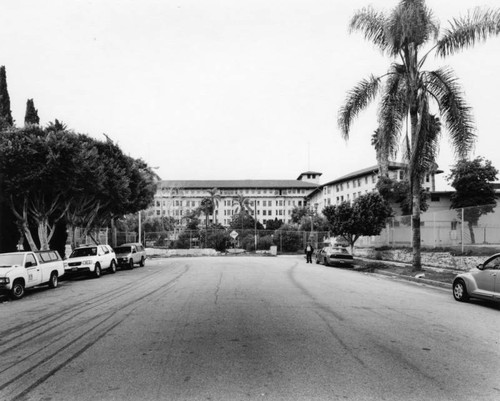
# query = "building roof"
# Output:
<box><xmin>321</xmin><ymin>162</ymin><xmax>442</xmax><ymax>187</ymax></box>
<box><xmin>158</xmin><ymin>179</ymin><xmax>318</xmax><ymax>191</ymax></box>
<box><xmin>296</xmin><ymin>171</ymin><xmax>323</xmax><ymax>179</ymax></box>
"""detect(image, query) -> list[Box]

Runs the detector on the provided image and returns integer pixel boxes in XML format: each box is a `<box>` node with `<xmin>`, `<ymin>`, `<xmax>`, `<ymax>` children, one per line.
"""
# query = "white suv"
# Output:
<box><xmin>64</xmin><ymin>245</ymin><xmax>117</xmax><ymax>278</ymax></box>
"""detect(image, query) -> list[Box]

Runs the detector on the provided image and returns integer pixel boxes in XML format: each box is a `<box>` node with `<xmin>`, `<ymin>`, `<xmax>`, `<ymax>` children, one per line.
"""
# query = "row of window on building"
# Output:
<box><xmin>159</xmin><ymin>188</ymin><xmax>309</xmax><ymax>196</ymax></box>
<box><xmin>156</xmin><ymin>199</ymin><xmax>305</xmax><ymax>208</ymax></box>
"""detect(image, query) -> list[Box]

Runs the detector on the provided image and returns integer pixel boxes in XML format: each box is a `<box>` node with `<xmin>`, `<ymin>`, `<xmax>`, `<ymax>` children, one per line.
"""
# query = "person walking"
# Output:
<box><xmin>305</xmin><ymin>243</ymin><xmax>314</xmax><ymax>263</ymax></box>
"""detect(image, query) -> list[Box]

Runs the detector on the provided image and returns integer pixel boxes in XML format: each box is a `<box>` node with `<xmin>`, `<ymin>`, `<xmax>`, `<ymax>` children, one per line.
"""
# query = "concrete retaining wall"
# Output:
<box><xmin>146</xmin><ymin>248</ymin><xmax>218</xmax><ymax>257</ymax></box>
<box><xmin>354</xmin><ymin>248</ymin><xmax>483</xmax><ymax>271</ymax></box>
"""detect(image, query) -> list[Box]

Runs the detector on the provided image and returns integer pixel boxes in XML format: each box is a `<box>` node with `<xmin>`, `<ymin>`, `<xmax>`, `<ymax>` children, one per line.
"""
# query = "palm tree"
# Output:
<box><xmin>232</xmin><ymin>194</ymin><xmax>253</xmax><ymax>229</ymax></box>
<box><xmin>232</xmin><ymin>194</ymin><xmax>253</xmax><ymax>214</ymax></box>
<box><xmin>338</xmin><ymin>0</ymin><xmax>500</xmax><ymax>270</ymax></box>
<box><xmin>207</xmin><ymin>188</ymin><xmax>221</xmax><ymax>224</ymax></box>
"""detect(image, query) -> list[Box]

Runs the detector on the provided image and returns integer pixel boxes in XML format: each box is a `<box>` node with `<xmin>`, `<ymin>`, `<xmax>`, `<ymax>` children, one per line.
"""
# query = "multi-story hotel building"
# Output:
<box><xmin>307</xmin><ymin>162</ymin><xmax>441</xmax><ymax>213</ymax></box>
<box><xmin>147</xmin><ymin>172</ymin><xmax>322</xmax><ymax>227</ymax></box>
<box><xmin>147</xmin><ymin>163</ymin><xmax>444</xmax><ymax>228</ymax></box>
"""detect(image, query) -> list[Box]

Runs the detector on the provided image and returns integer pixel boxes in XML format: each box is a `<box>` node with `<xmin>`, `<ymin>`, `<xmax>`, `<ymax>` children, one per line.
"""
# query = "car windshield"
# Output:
<box><xmin>330</xmin><ymin>248</ymin><xmax>349</xmax><ymax>254</ymax></box>
<box><xmin>114</xmin><ymin>246</ymin><xmax>132</xmax><ymax>254</ymax></box>
<box><xmin>0</xmin><ymin>253</ymin><xmax>24</xmax><ymax>267</ymax></box>
<box><xmin>70</xmin><ymin>247</ymin><xmax>97</xmax><ymax>257</ymax></box>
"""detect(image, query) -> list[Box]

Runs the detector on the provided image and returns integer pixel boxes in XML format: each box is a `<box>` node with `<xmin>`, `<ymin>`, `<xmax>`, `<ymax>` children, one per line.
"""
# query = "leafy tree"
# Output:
<box><xmin>24</xmin><ymin>99</ymin><xmax>40</xmax><ymax>126</ymax></box>
<box><xmin>447</xmin><ymin>157</ymin><xmax>498</xmax><ymax>244</ymax></box>
<box><xmin>0</xmin><ymin>126</ymin><xmax>76</xmax><ymax>249</ymax></box>
<box><xmin>183</xmin><ymin>212</ymin><xmax>201</xmax><ymax>230</ymax></box>
<box><xmin>338</xmin><ymin>0</ymin><xmax>500</xmax><ymax>270</ymax></box>
<box><xmin>299</xmin><ymin>214</ymin><xmax>330</xmax><ymax>232</ymax></box>
<box><xmin>274</xmin><ymin>224</ymin><xmax>301</xmax><ymax>252</ymax></box>
<box><xmin>265</xmin><ymin>218</ymin><xmax>283</xmax><ymax>230</ymax></box>
<box><xmin>376</xmin><ymin>176</ymin><xmax>428</xmax><ymax>215</ymax></box>
<box><xmin>323</xmin><ymin>193</ymin><xmax>392</xmax><ymax>253</ymax></box>
<box><xmin>290</xmin><ymin>206</ymin><xmax>308</xmax><ymax>224</ymax></box>
<box><xmin>46</xmin><ymin>119</ymin><xmax>67</xmax><ymax>133</ymax></box>
<box><xmin>0</xmin><ymin>66</ymin><xmax>13</xmax><ymax>127</ymax></box>
<box><xmin>0</xmin><ymin>201</ymin><xmax>20</xmax><ymax>252</ymax></box>
<box><xmin>0</xmin><ymin>127</ymin><xmax>157</xmax><ymax>250</ymax></box>
<box><xmin>229</xmin><ymin>212</ymin><xmax>264</xmax><ymax>230</ymax></box>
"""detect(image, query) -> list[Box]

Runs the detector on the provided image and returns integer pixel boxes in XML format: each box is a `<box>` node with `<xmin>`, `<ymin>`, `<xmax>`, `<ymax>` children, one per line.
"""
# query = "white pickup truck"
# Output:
<box><xmin>0</xmin><ymin>250</ymin><xmax>65</xmax><ymax>300</ymax></box>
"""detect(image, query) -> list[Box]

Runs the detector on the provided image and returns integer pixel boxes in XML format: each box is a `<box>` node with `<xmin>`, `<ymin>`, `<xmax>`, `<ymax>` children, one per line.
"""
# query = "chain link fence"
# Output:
<box><xmin>142</xmin><ymin>229</ymin><xmax>331</xmax><ymax>254</ymax></box>
<box><xmin>356</xmin><ymin>203</ymin><xmax>500</xmax><ymax>251</ymax></box>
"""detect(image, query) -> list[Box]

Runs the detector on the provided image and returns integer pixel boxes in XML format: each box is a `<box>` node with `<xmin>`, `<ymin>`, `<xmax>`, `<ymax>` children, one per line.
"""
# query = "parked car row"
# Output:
<box><xmin>314</xmin><ymin>245</ymin><xmax>500</xmax><ymax>304</ymax></box>
<box><xmin>0</xmin><ymin>243</ymin><xmax>147</xmax><ymax>300</ymax></box>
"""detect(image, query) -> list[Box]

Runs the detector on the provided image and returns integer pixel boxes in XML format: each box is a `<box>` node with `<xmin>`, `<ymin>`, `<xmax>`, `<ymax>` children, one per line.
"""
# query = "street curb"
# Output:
<box><xmin>370</xmin><ymin>269</ymin><xmax>452</xmax><ymax>289</ymax></box>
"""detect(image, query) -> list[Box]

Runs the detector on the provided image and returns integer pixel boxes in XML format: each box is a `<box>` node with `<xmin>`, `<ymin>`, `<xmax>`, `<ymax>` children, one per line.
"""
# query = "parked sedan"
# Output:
<box><xmin>315</xmin><ymin>246</ymin><xmax>354</xmax><ymax>267</ymax></box>
<box><xmin>453</xmin><ymin>253</ymin><xmax>500</xmax><ymax>302</ymax></box>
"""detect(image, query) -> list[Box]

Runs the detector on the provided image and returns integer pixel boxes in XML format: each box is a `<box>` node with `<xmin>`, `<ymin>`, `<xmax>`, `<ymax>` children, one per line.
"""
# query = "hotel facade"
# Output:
<box><xmin>146</xmin><ymin>163</ymin><xmax>443</xmax><ymax>228</ymax></box>
<box><xmin>147</xmin><ymin>172</ymin><xmax>322</xmax><ymax>227</ymax></box>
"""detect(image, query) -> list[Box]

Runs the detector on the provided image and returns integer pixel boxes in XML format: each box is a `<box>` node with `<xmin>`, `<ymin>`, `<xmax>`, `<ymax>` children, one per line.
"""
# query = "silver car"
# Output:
<box><xmin>453</xmin><ymin>253</ymin><xmax>500</xmax><ymax>302</ymax></box>
<box><xmin>315</xmin><ymin>246</ymin><xmax>355</xmax><ymax>267</ymax></box>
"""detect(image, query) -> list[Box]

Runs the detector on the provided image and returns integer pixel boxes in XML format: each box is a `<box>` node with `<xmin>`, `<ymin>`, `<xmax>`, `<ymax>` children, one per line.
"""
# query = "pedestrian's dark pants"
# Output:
<box><xmin>306</xmin><ymin>252</ymin><xmax>312</xmax><ymax>263</ymax></box>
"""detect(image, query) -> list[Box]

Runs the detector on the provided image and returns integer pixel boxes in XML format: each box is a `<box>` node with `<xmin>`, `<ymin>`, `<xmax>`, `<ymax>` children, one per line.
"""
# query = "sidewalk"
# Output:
<box><xmin>354</xmin><ymin>257</ymin><xmax>461</xmax><ymax>290</ymax></box>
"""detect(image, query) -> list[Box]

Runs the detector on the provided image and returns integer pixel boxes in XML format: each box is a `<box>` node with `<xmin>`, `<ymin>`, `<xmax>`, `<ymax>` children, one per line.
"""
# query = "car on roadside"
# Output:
<box><xmin>0</xmin><ymin>250</ymin><xmax>65</xmax><ymax>300</ymax></box>
<box><xmin>452</xmin><ymin>253</ymin><xmax>500</xmax><ymax>303</ymax></box>
<box><xmin>114</xmin><ymin>243</ymin><xmax>146</xmax><ymax>269</ymax></box>
<box><xmin>315</xmin><ymin>246</ymin><xmax>355</xmax><ymax>268</ymax></box>
<box><xmin>64</xmin><ymin>244</ymin><xmax>117</xmax><ymax>278</ymax></box>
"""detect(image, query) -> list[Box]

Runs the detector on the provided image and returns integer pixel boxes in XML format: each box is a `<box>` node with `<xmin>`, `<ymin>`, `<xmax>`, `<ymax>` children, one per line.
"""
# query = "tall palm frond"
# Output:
<box><xmin>232</xmin><ymin>194</ymin><xmax>252</xmax><ymax>214</ymax></box>
<box><xmin>436</xmin><ymin>8</ymin><xmax>500</xmax><ymax>56</ymax></box>
<box><xmin>377</xmin><ymin>64</ymin><xmax>408</xmax><ymax>159</ymax></box>
<box><xmin>338</xmin><ymin>75</ymin><xmax>381</xmax><ymax>139</ymax></box>
<box><xmin>424</xmin><ymin>67</ymin><xmax>475</xmax><ymax>158</ymax></box>
<box><xmin>349</xmin><ymin>7</ymin><xmax>388</xmax><ymax>52</ymax></box>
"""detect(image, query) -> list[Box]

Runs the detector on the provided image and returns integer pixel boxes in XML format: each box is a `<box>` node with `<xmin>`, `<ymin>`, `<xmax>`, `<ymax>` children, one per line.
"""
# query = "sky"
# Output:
<box><xmin>0</xmin><ymin>0</ymin><xmax>499</xmax><ymax>189</ymax></box>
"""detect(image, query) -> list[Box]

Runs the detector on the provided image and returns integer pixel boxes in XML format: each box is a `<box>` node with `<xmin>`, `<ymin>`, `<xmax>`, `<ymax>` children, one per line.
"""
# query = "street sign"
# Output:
<box><xmin>230</xmin><ymin>230</ymin><xmax>238</xmax><ymax>239</ymax></box>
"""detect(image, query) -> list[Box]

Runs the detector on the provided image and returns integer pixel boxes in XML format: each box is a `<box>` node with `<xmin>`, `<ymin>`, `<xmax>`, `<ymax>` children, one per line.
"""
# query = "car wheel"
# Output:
<box><xmin>93</xmin><ymin>263</ymin><xmax>102</xmax><ymax>278</ymax></box>
<box><xmin>48</xmin><ymin>272</ymin><xmax>58</xmax><ymax>288</ymax></box>
<box><xmin>11</xmin><ymin>280</ymin><xmax>25</xmax><ymax>300</ymax></box>
<box><xmin>315</xmin><ymin>258</ymin><xmax>319</xmax><ymax>264</ymax></box>
<box><xmin>139</xmin><ymin>257</ymin><xmax>145</xmax><ymax>267</ymax></box>
<box><xmin>453</xmin><ymin>279</ymin><xmax>469</xmax><ymax>302</ymax></box>
<box><xmin>129</xmin><ymin>259</ymin><xmax>134</xmax><ymax>270</ymax></box>
<box><xmin>109</xmin><ymin>260</ymin><xmax>117</xmax><ymax>274</ymax></box>
<box><xmin>324</xmin><ymin>258</ymin><xmax>329</xmax><ymax>267</ymax></box>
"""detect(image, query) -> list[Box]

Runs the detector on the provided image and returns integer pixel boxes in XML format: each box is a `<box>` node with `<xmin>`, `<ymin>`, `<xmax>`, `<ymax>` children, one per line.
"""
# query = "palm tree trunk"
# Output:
<box><xmin>410</xmin><ymin>104</ymin><xmax>422</xmax><ymax>272</ymax></box>
<box><xmin>468</xmin><ymin>221</ymin><xmax>476</xmax><ymax>244</ymax></box>
<box><xmin>411</xmin><ymin>177</ymin><xmax>422</xmax><ymax>271</ymax></box>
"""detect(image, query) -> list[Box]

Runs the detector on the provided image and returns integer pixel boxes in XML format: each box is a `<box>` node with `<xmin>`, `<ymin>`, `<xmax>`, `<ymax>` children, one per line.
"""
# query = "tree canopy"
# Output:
<box><xmin>24</xmin><ymin>98</ymin><xmax>40</xmax><ymax>125</ymax></box>
<box><xmin>447</xmin><ymin>157</ymin><xmax>498</xmax><ymax>244</ymax></box>
<box><xmin>0</xmin><ymin>126</ymin><xmax>157</xmax><ymax>250</ymax></box>
<box><xmin>323</xmin><ymin>193</ymin><xmax>392</xmax><ymax>253</ymax></box>
<box><xmin>0</xmin><ymin>66</ymin><xmax>13</xmax><ymax>127</ymax></box>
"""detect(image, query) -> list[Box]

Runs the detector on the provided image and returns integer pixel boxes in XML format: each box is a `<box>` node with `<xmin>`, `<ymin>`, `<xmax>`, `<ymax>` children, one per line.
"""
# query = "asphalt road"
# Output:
<box><xmin>0</xmin><ymin>256</ymin><xmax>499</xmax><ymax>401</ymax></box>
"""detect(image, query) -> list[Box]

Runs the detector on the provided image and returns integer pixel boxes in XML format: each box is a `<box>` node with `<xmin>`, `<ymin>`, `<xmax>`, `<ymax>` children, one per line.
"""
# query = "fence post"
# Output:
<box><xmin>433</xmin><ymin>212</ymin><xmax>436</xmax><ymax>249</ymax></box>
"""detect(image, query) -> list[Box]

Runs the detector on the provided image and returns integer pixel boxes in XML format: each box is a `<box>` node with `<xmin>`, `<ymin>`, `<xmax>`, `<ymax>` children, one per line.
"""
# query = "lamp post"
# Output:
<box><xmin>254</xmin><ymin>199</ymin><xmax>258</xmax><ymax>251</ymax></box>
<box><xmin>138</xmin><ymin>210</ymin><xmax>142</xmax><ymax>244</ymax></box>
